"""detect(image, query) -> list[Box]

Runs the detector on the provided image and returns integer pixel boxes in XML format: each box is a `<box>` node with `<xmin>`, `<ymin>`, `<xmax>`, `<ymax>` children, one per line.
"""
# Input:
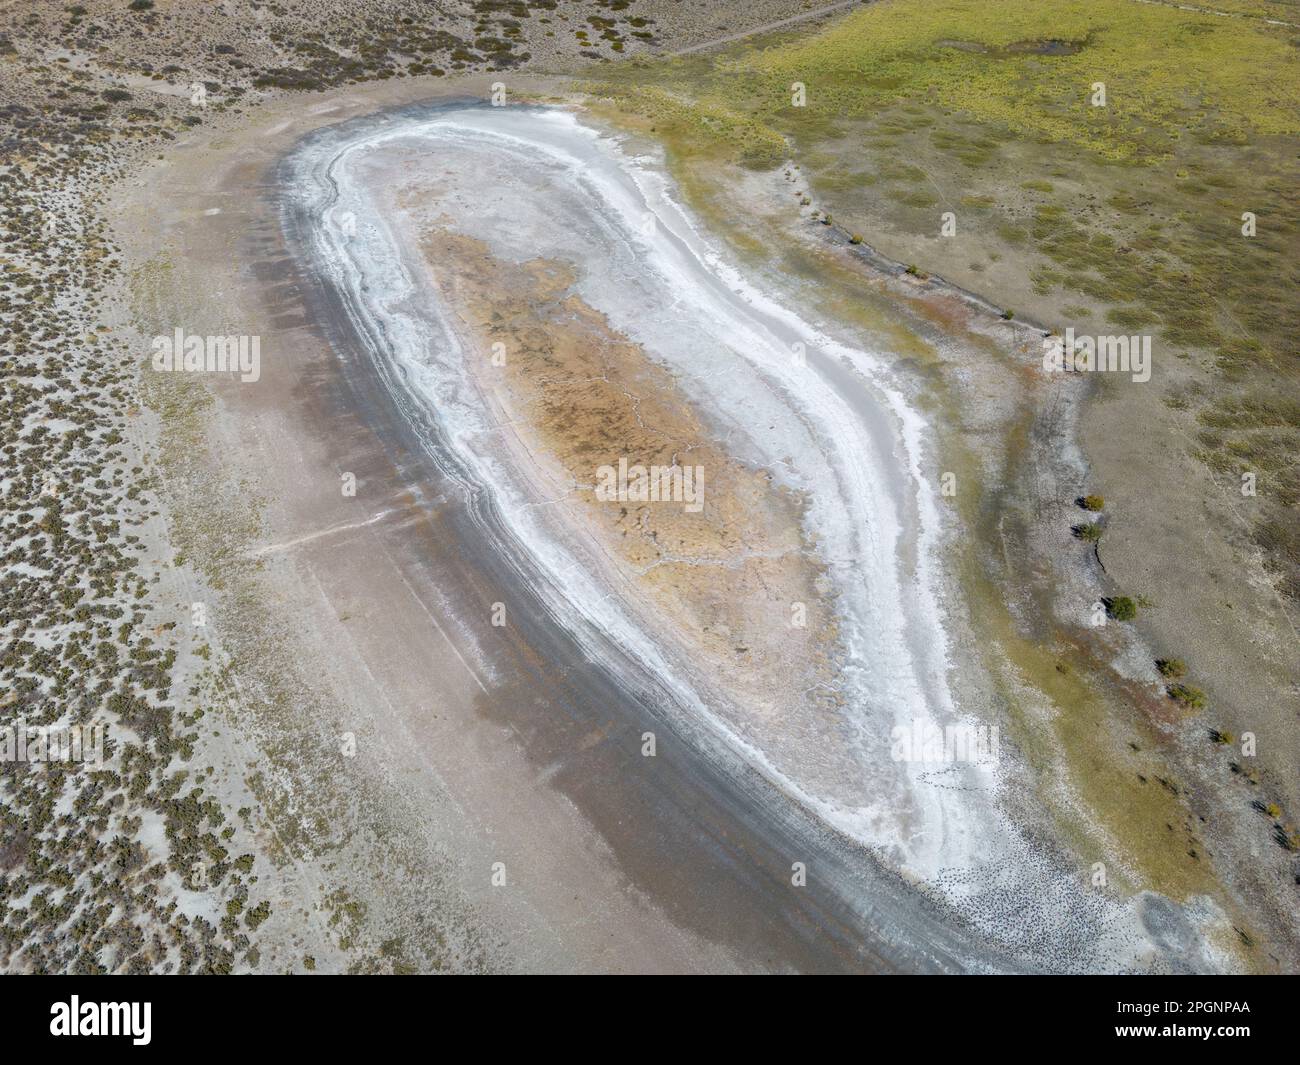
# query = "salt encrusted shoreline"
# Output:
<box><xmin>274</xmin><ymin>97</ymin><xmax>1241</xmax><ymax>972</ymax></box>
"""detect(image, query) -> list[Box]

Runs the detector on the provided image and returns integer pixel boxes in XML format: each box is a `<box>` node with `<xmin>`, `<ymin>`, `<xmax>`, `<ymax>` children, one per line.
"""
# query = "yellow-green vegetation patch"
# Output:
<box><xmin>746</xmin><ymin>0</ymin><xmax>1296</xmax><ymax>161</ymax></box>
<box><xmin>590</xmin><ymin>0</ymin><xmax>1299</xmax><ymax>163</ymax></box>
<box><xmin>579</xmin><ymin>82</ymin><xmax>787</xmax><ymax>168</ymax></box>
<box><xmin>957</xmin><ymin>505</ymin><xmax>1221</xmax><ymax>904</ymax></box>
<box><xmin>584</xmin><ymin>0</ymin><xmax>1300</xmax><ymax>602</ymax></box>
<box><xmin>1189</xmin><ymin>0</ymin><xmax>1300</xmax><ymax>21</ymax></box>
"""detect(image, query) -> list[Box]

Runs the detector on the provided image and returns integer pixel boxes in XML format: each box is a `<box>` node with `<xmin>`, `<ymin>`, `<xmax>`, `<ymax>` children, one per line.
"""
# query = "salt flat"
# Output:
<box><xmin>276</xmin><ymin>99</ymin><xmax>1231</xmax><ymax>971</ymax></box>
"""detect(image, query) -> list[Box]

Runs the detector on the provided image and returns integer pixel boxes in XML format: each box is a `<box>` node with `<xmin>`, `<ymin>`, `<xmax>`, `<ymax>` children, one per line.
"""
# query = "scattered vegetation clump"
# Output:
<box><xmin>1104</xmin><ymin>596</ymin><xmax>1137</xmax><ymax>621</ymax></box>
<box><xmin>0</xmin><ymin>137</ymin><xmax>259</xmax><ymax>966</ymax></box>
<box><xmin>1156</xmin><ymin>658</ymin><xmax>1187</xmax><ymax>679</ymax></box>
<box><xmin>578</xmin><ymin>82</ymin><xmax>787</xmax><ymax>169</ymax></box>
<box><xmin>1167</xmin><ymin>683</ymin><xmax>1208</xmax><ymax>710</ymax></box>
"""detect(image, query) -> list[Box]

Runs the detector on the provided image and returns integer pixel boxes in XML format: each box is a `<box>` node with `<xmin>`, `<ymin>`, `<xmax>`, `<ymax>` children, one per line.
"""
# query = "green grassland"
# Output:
<box><xmin>585</xmin><ymin>0</ymin><xmax>1300</xmax><ymax>598</ymax></box>
<box><xmin>590</xmin><ymin>0</ymin><xmax>1299</xmax><ymax>160</ymax></box>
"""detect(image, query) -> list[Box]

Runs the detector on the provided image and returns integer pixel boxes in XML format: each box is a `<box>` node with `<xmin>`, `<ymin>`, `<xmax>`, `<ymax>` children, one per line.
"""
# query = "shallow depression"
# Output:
<box><xmin>281</xmin><ymin>100</ymin><xmax>1216</xmax><ymax>972</ymax></box>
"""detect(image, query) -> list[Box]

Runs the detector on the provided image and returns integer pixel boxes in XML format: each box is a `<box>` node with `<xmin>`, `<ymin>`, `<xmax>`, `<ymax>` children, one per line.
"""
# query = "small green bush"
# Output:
<box><xmin>1106</xmin><ymin>596</ymin><xmax>1137</xmax><ymax>621</ymax></box>
<box><xmin>1167</xmin><ymin>683</ymin><xmax>1207</xmax><ymax>709</ymax></box>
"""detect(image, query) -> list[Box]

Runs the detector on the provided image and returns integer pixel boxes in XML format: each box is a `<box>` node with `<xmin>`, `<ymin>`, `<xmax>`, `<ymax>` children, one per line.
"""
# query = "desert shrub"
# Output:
<box><xmin>1105</xmin><ymin>596</ymin><xmax>1137</xmax><ymax>621</ymax></box>
<box><xmin>1156</xmin><ymin>657</ymin><xmax>1186</xmax><ymax>678</ymax></box>
<box><xmin>1167</xmin><ymin>683</ymin><xmax>1207</xmax><ymax>709</ymax></box>
<box><xmin>244</xmin><ymin>901</ymin><xmax>271</xmax><ymax>929</ymax></box>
